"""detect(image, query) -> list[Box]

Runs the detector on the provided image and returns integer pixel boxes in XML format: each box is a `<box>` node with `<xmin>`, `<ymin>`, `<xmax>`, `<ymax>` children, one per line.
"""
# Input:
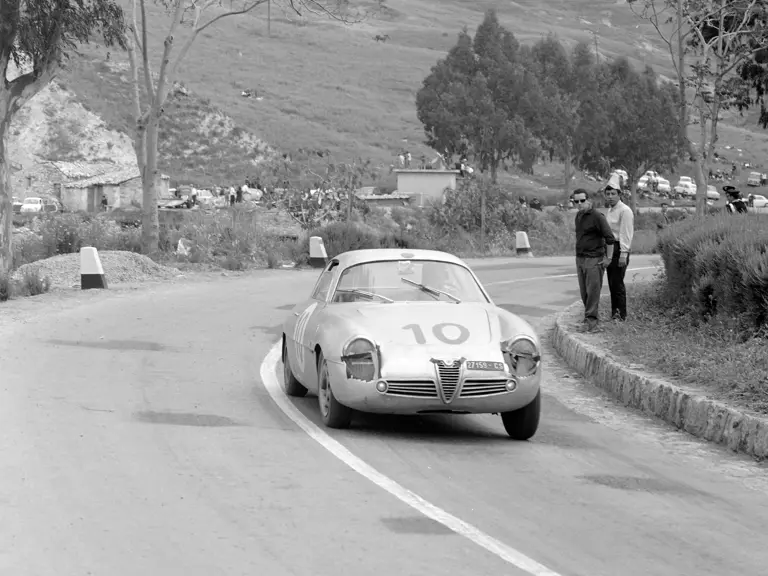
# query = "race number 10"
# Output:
<box><xmin>402</xmin><ymin>322</ymin><xmax>470</xmax><ymax>345</ymax></box>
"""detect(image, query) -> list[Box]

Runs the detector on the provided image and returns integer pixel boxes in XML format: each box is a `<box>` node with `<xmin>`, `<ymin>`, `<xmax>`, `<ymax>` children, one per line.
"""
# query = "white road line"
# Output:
<box><xmin>485</xmin><ymin>266</ymin><xmax>657</xmax><ymax>286</ymax></box>
<box><xmin>259</xmin><ymin>341</ymin><xmax>563</xmax><ymax>576</ymax></box>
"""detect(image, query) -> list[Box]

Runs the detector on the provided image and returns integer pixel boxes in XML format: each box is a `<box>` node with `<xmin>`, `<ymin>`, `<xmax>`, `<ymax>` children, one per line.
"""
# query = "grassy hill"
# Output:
<box><xmin>55</xmin><ymin>0</ymin><xmax>768</xmax><ymax>197</ymax></box>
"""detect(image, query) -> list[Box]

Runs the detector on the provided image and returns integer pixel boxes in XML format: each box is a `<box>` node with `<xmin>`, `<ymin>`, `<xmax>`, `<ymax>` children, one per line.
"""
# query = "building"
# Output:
<box><xmin>393</xmin><ymin>169</ymin><xmax>459</xmax><ymax>208</ymax></box>
<box><xmin>61</xmin><ymin>168</ymin><xmax>171</xmax><ymax>212</ymax></box>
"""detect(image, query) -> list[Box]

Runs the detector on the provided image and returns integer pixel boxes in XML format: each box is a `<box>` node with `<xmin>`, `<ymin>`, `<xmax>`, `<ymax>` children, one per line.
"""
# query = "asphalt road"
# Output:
<box><xmin>2</xmin><ymin>256</ymin><xmax>768</xmax><ymax>576</ymax></box>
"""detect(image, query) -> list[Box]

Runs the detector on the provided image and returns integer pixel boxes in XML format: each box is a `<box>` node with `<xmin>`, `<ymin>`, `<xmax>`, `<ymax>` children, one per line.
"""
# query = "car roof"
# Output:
<box><xmin>333</xmin><ymin>248</ymin><xmax>468</xmax><ymax>269</ymax></box>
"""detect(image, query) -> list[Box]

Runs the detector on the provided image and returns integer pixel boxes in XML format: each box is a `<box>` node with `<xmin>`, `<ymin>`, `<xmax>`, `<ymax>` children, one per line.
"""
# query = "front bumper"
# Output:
<box><xmin>326</xmin><ymin>349</ymin><xmax>541</xmax><ymax>415</ymax></box>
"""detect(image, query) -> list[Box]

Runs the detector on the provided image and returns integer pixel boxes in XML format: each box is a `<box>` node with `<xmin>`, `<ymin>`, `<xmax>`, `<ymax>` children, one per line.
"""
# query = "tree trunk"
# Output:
<box><xmin>0</xmin><ymin>112</ymin><xmax>12</xmax><ymax>274</ymax></box>
<box><xmin>629</xmin><ymin>165</ymin><xmax>643</xmax><ymax>214</ymax></box>
<box><xmin>480</xmin><ymin>183</ymin><xmax>486</xmax><ymax>254</ymax></box>
<box><xmin>563</xmin><ymin>155</ymin><xmax>572</xmax><ymax>197</ymax></box>
<box><xmin>694</xmin><ymin>104</ymin><xmax>708</xmax><ymax>215</ymax></box>
<box><xmin>141</xmin><ymin>117</ymin><xmax>160</xmax><ymax>255</ymax></box>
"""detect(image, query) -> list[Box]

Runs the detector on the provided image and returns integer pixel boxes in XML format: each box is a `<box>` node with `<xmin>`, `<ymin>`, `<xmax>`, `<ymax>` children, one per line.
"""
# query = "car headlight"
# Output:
<box><xmin>501</xmin><ymin>336</ymin><xmax>541</xmax><ymax>378</ymax></box>
<box><xmin>341</xmin><ymin>337</ymin><xmax>379</xmax><ymax>382</ymax></box>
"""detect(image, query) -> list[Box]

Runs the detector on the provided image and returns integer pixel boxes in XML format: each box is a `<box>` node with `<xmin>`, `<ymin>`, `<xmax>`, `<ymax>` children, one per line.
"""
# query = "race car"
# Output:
<box><xmin>281</xmin><ymin>248</ymin><xmax>542</xmax><ymax>440</ymax></box>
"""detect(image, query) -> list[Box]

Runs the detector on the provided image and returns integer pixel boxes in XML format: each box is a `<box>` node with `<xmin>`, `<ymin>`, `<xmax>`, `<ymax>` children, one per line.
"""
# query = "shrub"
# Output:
<box><xmin>656</xmin><ymin>212</ymin><xmax>768</xmax><ymax>334</ymax></box>
<box><xmin>300</xmin><ymin>221</ymin><xmax>390</xmax><ymax>258</ymax></box>
<box><xmin>0</xmin><ymin>272</ymin><xmax>10</xmax><ymax>302</ymax></box>
<box><xmin>17</xmin><ymin>267</ymin><xmax>51</xmax><ymax>297</ymax></box>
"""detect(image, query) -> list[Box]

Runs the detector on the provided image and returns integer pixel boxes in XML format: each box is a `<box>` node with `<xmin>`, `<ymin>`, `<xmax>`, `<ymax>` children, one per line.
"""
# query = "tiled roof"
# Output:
<box><xmin>49</xmin><ymin>160</ymin><xmax>119</xmax><ymax>179</ymax></box>
<box><xmin>63</xmin><ymin>166</ymin><xmax>141</xmax><ymax>188</ymax></box>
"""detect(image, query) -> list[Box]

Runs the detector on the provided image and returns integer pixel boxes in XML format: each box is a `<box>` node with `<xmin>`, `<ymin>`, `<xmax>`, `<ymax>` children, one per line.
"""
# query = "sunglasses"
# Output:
<box><xmin>574</xmin><ymin>199</ymin><xmax>588</xmax><ymax>204</ymax></box>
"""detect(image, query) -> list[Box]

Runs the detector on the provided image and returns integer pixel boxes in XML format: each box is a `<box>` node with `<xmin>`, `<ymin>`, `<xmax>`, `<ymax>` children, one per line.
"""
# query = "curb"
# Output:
<box><xmin>551</xmin><ymin>301</ymin><xmax>768</xmax><ymax>461</ymax></box>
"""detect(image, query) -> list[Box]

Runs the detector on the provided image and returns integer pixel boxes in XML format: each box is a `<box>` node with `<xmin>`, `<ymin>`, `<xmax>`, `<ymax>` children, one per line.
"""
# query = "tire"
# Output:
<box><xmin>282</xmin><ymin>338</ymin><xmax>308</xmax><ymax>397</ymax></box>
<box><xmin>500</xmin><ymin>390</ymin><xmax>541</xmax><ymax>440</ymax></box>
<box><xmin>316</xmin><ymin>352</ymin><xmax>353</xmax><ymax>429</ymax></box>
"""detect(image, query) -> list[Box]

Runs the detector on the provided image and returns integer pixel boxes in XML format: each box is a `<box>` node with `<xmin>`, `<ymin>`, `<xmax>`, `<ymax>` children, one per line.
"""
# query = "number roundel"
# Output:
<box><xmin>433</xmin><ymin>322</ymin><xmax>470</xmax><ymax>345</ymax></box>
<box><xmin>402</xmin><ymin>322</ymin><xmax>470</xmax><ymax>345</ymax></box>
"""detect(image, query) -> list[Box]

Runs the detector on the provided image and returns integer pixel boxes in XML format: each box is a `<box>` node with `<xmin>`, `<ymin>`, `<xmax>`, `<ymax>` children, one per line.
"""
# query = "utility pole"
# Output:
<box><xmin>267</xmin><ymin>0</ymin><xmax>271</xmax><ymax>36</ymax></box>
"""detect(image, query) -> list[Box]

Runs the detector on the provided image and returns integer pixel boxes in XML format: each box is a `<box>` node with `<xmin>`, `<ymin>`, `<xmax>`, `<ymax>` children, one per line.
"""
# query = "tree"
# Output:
<box><xmin>0</xmin><ymin>0</ymin><xmax>126</xmax><ymax>273</ymax></box>
<box><xmin>127</xmin><ymin>0</ymin><xmax>374</xmax><ymax>256</ymax></box>
<box><xmin>529</xmin><ymin>36</ymin><xmax>610</xmax><ymax>197</ymax></box>
<box><xmin>254</xmin><ymin>154</ymin><xmax>381</xmax><ymax>229</ymax></box>
<box><xmin>602</xmin><ymin>60</ymin><xmax>685</xmax><ymax>212</ymax></box>
<box><xmin>416</xmin><ymin>10</ymin><xmax>538</xmax><ymax>183</ymax></box>
<box><xmin>629</xmin><ymin>0</ymin><xmax>768</xmax><ymax>214</ymax></box>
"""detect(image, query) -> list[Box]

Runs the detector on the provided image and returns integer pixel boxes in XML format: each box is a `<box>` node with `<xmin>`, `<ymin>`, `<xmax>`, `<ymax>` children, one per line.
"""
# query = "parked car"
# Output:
<box><xmin>751</xmin><ymin>194</ymin><xmax>768</xmax><ymax>208</ymax></box>
<box><xmin>637</xmin><ymin>170</ymin><xmax>661</xmax><ymax>191</ymax></box>
<box><xmin>20</xmin><ymin>197</ymin><xmax>44</xmax><ymax>213</ymax></box>
<box><xmin>281</xmin><ymin>248</ymin><xmax>543</xmax><ymax>439</ymax></box>
<box><xmin>747</xmin><ymin>171</ymin><xmax>762</xmax><ymax>186</ymax></box>
<box><xmin>195</xmin><ymin>189</ymin><xmax>216</xmax><ymax>207</ymax></box>
<box><xmin>706</xmin><ymin>185</ymin><xmax>720</xmax><ymax>201</ymax></box>
<box><xmin>674</xmin><ymin>176</ymin><xmax>697</xmax><ymax>197</ymax></box>
<box><xmin>40</xmin><ymin>196</ymin><xmax>62</xmax><ymax>212</ymax></box>
<box><xmin>656</xmin><ymin>177</ymin><xmax>671</xmax><ymax>194</ymax></box>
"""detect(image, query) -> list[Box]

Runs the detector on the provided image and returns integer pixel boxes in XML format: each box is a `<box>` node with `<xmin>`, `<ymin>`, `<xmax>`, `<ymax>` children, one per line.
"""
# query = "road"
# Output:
<box><xmin>2</xmin><ymin>256</ymin><xmax>768</xmax><ymax>576</ymax></box>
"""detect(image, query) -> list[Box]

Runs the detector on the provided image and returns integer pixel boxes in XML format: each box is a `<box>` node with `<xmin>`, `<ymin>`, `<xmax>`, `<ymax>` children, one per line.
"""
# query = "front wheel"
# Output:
<box><xmin>500</xmin><ymin>390</ymin><xmax>541</xmax><ymax>440</ymax></box>
<box><xmin>282</xmin><ymin>339</ymin><xmax>308</xmax><ymax>397</ymax></box>
<box><xmin>317</xmin><ymin>352</ymin><xmax>353</xmax><ymax>429</ymax></box>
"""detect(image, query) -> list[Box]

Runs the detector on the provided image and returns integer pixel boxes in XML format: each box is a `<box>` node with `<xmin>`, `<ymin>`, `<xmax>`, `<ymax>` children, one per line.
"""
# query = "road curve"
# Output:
<box><xmin>2</xmin><ymin>258</ymin><xmax>768</xmax><ymax>576</ymax></box>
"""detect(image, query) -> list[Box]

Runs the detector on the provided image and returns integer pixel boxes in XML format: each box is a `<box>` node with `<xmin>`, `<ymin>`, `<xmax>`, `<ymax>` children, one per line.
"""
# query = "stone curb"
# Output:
<box><xmin>551</xmin><ymin>301</ymin><xmax>768</xmax><ymax>461</ymax></box>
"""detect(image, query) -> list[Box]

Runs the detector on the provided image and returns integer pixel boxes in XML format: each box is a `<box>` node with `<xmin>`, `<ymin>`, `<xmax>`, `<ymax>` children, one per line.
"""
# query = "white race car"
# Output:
<box><xmin>281</xmin><ymin>249</ymin><xmax>543</xmax><ymax>439</ymax></box>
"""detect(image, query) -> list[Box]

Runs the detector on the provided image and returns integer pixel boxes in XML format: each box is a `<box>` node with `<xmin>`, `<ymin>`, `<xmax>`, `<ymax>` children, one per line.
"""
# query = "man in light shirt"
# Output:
<box><xmin>603</xmin><ymin>174</ymin><xmax>634</xmax><ymax>320</ymax></box>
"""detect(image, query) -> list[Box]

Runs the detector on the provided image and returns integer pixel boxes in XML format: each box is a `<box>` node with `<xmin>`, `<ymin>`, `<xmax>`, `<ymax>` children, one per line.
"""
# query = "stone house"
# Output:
<box><xmin>61</xmin><ymin>167</ymin><xmax>171</xmax><ymax>212</ymax></box>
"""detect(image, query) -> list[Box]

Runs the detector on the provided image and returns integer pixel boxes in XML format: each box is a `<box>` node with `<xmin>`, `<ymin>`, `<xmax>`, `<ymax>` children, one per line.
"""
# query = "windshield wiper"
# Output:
<box><xmin>401</xmin><ymin>278</ymin><xmax>461</xmax><ymax>303</ymax></box>
<box><xmin>335</xmin><ymin>288</ymin><xmax>394</xmax><ymax>303</ymax></box>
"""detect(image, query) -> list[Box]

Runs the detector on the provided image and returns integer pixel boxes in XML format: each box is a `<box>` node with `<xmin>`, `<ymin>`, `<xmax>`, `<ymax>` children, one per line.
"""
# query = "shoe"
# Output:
<box><xmin>585</xmin><ymin>320</ymin><xmax>599</xmax><ymax>332</ymax></box>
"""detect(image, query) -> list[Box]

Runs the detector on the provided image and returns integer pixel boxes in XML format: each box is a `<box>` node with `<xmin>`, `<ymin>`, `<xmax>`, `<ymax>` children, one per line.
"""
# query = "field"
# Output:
<box><xmin>55</xmin><ymin>0</ymin><xmax>768</xmax><ymax>196</ymax></box>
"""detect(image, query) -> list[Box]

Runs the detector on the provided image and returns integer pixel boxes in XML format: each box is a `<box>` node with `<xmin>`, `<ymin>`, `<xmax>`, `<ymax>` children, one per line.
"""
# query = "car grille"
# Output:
<box><xmin>386</xmin><ymin>380</ymin><xmax>438</xmax><ymax>398</ymax></box>
<box><xmin>435</xmin><ymin>362</ymin><xmax>461</xmax><ymax>402</ymax></box>
<box><xmin>460</xmin><ymin>379</ymin><xmax>510</xmax><ymax>398</ymax></box>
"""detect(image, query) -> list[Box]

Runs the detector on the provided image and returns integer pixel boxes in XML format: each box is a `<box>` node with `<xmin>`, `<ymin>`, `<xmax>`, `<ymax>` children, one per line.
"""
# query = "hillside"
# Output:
<box><xmin>11</xmin><ymin>0</ymin><xmax>768</xmax><ymax>196</ymax></box>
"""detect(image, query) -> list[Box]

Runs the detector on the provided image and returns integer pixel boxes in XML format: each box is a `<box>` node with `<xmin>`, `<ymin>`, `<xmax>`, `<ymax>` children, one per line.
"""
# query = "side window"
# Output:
<box><xmin>311</xmin><ymin>261</ymin><xmax>338</xmax><ymax>301</ymax></box>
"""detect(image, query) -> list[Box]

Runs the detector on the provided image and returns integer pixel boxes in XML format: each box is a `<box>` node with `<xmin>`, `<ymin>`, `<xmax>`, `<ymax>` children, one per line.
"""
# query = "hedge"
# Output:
<box><xmin>656</xmin><ymin>212</ymin><xmax>768</xmax><ymax>334</ymax></box>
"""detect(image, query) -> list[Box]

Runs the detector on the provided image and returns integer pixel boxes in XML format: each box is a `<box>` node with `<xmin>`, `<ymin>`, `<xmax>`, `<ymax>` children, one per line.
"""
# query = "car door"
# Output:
<box><xmin>286</xmin><ymin>260</ymin><xmax>338</xmax><ymax>385</ymax></box>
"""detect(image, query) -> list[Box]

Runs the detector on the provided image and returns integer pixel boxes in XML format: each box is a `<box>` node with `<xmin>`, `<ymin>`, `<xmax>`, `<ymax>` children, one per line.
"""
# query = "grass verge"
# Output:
<box><xmin>595</xmin><ymin>279</ymin><xmax>768</xmax><ymax>414</ymax></box>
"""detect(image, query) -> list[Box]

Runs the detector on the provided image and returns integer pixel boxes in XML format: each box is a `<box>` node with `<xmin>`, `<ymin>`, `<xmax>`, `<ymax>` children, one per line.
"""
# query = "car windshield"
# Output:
<box><xmin>332</xmin><ymin>260</ymin><xmax>489</xmax><ymax>304</ymax></box>
<box><xmin>25</xmin><ymin>198</ymin><xmax>41</xmax><ymax>204</ymax></box>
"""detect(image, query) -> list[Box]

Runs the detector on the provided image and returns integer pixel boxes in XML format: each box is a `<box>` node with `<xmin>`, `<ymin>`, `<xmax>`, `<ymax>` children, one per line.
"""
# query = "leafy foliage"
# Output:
<box><xmin>601</xmin><ymin>59</ymin><xmax>685</xmax><ymax>207</ymax></box>
<box><xmin>656</xmin><ymin>212</ymin><xmax>768</xmax><ymax>335</ymax></box>
<box><xmin>416</xmin><ymin>10</ymin><xmax>541</xmax><ymax>181</ymax></box>
<box><xmin>415</xmin><ymin>8</ymin><xmax>685</xmax><ymax>199</ymax></box>
<box><xmin>253</xmin><ymin>154</ymin><xmax>382</xmax><ymax>229</ymax></box>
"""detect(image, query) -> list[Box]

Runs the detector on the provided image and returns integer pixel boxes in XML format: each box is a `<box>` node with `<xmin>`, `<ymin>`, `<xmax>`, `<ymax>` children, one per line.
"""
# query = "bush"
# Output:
<box><xmin>18</xmin><ymin>267</ymin><xmax>51</xmax><ymax>296</ymax></box>
<box><xmin>656</xmin><ymin>212</ymin><xmax>768</xmax><ymax>335</ymax></box>
<box><xmin>11</xmin><ymin>213</ymin><xmax>142</xmax><ymax>270</ymax></box>
<box><xmin>0</xmin><ymin>272</ymin><xmax>10</xmax><ymax>302</ymax></box>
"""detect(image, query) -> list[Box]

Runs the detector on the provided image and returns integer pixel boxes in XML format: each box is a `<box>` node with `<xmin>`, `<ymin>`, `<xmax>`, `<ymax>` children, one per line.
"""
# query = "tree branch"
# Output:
<box><xmin>170</xmin><ymin>0</ymin><xmax>268</xmax><ymax>80</ymax></box>
<box><xmin>6</xmin><ymin>21</ymin><xmax>63</xmax><ymax>114</ymax></box>
<box><xmin>154</xmin><ymin>0</ymin><xmax>187</xmax><ymax>112</ymax></box>
<box><xmin>127</xmin><ymin>0</ymin><xmax>145</xmax><ymax>129</ymax></box>
<box><xmin>139</xmin><ymin>0</ymin><xmax>156</xmax><ymax>103</ymax></box>
<box><xmin>288</xmin><ymin>0</ymin><xmax>367</xmax><ymax>23</ymax></box>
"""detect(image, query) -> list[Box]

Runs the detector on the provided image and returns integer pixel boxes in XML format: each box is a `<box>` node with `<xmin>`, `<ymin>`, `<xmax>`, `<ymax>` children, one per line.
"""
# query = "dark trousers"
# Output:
<box><xmin>576</xmin><ymin>256</ymin><xmax>605</xmax><ymax>322</ymax></box>
<box><xmin>607</xmin><ymin>252</ymin><xmax>630</xmax><ymax>320</ymax></box>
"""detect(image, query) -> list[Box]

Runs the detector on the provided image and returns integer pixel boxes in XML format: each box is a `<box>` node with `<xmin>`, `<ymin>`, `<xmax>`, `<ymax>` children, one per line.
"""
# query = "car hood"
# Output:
<box><xmin>329</xmin><ymin>302</ymin><xmax>534</xmax><ymax>346</ymax></box>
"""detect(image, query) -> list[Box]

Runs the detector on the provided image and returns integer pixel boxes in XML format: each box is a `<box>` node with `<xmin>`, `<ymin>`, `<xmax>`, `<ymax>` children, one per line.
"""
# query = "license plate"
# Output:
<box><xmin>465</xmin><ymin>361</ymin><xmax>505</xmax><ymax>371</ymax></box>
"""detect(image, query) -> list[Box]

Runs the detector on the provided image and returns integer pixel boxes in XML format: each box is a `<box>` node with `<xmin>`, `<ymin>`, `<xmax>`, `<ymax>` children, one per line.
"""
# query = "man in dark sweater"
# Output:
<box><xmin>573</xmin><ymin>188</ymin><xmax>615</xmax><ymax>332</ymax></box>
